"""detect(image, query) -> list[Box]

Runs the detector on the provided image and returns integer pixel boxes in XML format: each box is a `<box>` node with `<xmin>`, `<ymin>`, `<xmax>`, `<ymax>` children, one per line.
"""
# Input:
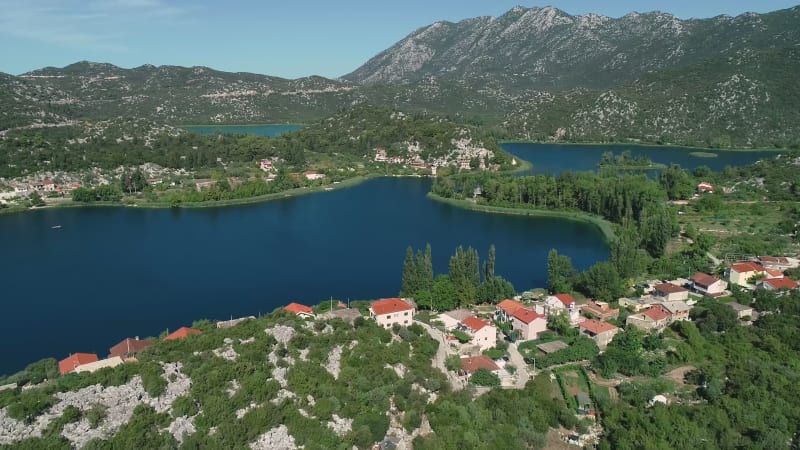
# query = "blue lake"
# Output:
<box><xmin>502</xmin><ymin>142</ymin><xmax>778</xmax><ymax>175</ymax></box>
<box><xmin>0</xmin><ymin>178</ymin><xmax>607</xmax><ymax>375</ymax></box>
<box><xmin>184</xmin><ymin>124</ymin><xmax>304</xmax><ymax>137</ymax></box>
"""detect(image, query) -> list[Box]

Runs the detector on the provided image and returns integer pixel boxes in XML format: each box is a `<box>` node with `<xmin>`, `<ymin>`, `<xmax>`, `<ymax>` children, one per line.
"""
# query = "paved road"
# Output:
<box><xmin>507</xmin><ymin>342</ymin><xmax>530</xmax><ymax>389</ymax></box>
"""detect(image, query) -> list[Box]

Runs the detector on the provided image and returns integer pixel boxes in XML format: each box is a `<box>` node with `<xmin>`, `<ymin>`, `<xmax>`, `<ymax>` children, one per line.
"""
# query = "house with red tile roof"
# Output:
<box><xmin>581</xmin><ymin>301</ymin><xmax>619</xmax><ymax>321</ymax></box>
<box><xmin>697</xmin><ymin>182</ymin><xmax>714</xmax><ymax>193</ymax></box>
<box><xmin>457</xmin><ymin>316</ymin><xmax>497</xmax><ymax>351</ymax></box>
<box><xmin>284</xmin><ymin>302</ymin><xmax>315</xmax><ymax>319</ymax></box>
<box><xmin>757</xmin><ymin>256</ymin><xmax>791</xmax><ymax>270</ymax></box>
<box><xmin>626</xmin><ymin>305</ymin><xmax>673</xmax><ymax>332</ymax></box>
<box><xmin>729</xmin><ymin>262</ymin><xmax>765</xmax><ymax>287</ymax></box>
<box><xmin>579</xmin><ymin>319</ymin><xmax>619</xmax><ymax>350</ymax></box>
<box><xmin>758</xmin><ymin>277</ymin><xmax>799</xmax><ymax>291</ymax></box>
<box><xmin>545</xmin><ymin>293</ymin><xmax>581</xmax><ymax>324</ymax></box>
<box><xmin>653</xmin><ymin>283</ymin><xmax>689</xmax><ymax>302</ymax></box>
<box><xmin>369</xmin><ymin>298</ymin><xmax>414</xmax><ymax>328</ymax></box>
<box><xmin>109</xmin><ymin>337</ymin><xmax>153</xmax><ymax>359</ymax></box>
<box><xmin>495</xmin><ymin>299</ymin><xmax>526</xmax><ymax>323</ymax></box>
<box><xmin>164</xmin><ymin>326</ymin><xmax>202</xmax><ymax>341</ymax></box>
<box><xmin>510</xmin><ymin>308</ymin><xmax>547</xmax><ymax>341</ymax></box>
<box><xmin>460</xmin><ymin>354</ymin><xmax>501</xmax><ymax>375</ymax></box>
<box><xmin>691</xmin><ymin>272</ymin><xmax>727</xmax><ymax>297</ymax></box>
<box><xmin>59</xmin><ymin>353</ymin><xmax>99</xmax><ymax>376</ymax></box>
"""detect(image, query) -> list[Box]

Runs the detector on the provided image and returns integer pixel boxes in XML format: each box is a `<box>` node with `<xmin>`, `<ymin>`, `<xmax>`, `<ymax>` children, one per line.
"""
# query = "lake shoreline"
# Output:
<box><xmin>499</xmin><ymin>140</ymin><xmax>786</xmax><ymax>153</ymax></box>
<box><xmin>426</xmin><ymin>193</ymin><xmax>616</xmax><ymax>243</ymax></box>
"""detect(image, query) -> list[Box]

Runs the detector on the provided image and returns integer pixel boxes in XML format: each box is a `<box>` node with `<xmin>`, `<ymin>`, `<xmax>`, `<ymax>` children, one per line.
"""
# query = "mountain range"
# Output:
<box><xmin>2</xmin><ymin>5</ymin><xmax>800</xmax><ymax>149</ymax></box>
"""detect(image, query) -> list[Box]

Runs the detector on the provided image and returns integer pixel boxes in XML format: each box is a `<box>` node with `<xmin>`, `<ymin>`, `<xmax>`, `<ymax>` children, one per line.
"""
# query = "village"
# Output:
<box><xmin>4</xmin><ymin>252</ymin><xmax>795</xmax><ymax>448</ymax></box>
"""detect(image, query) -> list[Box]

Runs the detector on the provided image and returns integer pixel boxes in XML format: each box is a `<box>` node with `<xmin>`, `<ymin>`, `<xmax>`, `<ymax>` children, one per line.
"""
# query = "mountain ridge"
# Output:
<box><xmin>343</xmin><ymin>4</ymin><xmax>800</xmax><ymax>89</ymax></box>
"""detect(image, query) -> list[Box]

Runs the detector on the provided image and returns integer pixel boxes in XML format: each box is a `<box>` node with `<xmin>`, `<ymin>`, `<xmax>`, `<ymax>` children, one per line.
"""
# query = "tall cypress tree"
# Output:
<box><xmin>401</xmin><ymin>246</ymin><xmax>417</xmax><ymax>296</ymax></box>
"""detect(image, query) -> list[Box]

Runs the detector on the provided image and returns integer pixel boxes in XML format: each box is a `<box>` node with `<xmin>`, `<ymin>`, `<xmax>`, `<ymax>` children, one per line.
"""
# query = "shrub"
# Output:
<box><xmin>470</xmin><ymin>369</ymin><xmax>500</xmax><ymax>387</ymax></box>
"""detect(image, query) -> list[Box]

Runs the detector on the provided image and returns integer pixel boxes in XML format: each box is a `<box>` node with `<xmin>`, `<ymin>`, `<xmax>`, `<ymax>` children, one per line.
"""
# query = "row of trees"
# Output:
<box><xmin>433</xmin><ymin>168</ymin><xmax>676</xmax><ymax>258</ymax></box>
<box><xmin>401</xmin><ymin>244</ymin><xmax>515</xmax><ymax>310</ymax></box>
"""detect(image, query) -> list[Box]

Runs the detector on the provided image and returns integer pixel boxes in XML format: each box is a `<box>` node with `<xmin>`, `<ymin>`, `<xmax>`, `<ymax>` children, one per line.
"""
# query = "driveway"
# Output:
<box><xmin>416</xmin><ymin>321</ymin><xmax>464</xmax><ymax>391</ymax></box>
<box><xmin>507</xmin><ymin>342</ymin><xmax>530</xmax><ymax>389</ymax></box>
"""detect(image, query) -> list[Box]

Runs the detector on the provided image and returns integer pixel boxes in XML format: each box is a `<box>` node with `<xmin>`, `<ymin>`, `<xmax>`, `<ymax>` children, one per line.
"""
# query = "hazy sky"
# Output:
<box><xmin>1</xmin><ymin>0</ymin><xmax>797</xmax><ymax>78</ymax></box>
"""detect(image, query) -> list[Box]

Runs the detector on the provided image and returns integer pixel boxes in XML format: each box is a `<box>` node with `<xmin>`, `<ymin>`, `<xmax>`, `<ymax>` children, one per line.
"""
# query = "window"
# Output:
<box><xmin>404</xmin><ymin>312</ymin><xmax>409</xmax><ymax>316</ymax></box>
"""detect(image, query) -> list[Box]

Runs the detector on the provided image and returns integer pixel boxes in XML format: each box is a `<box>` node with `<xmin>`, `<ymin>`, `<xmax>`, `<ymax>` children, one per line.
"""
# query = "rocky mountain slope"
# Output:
<box><xmin>1</xmin><ymin>6</ymin><xmax>799</xmax><ymax>150</ymax></box>
<box><xmin>12</xmin><ymin>61</ymin><xmax>358</xmax><ymax>126</ymax></box>
<box><xmin>344</xmin><ymin>5</ymin><xmax>800</xmax><ymax>90</ymax></box>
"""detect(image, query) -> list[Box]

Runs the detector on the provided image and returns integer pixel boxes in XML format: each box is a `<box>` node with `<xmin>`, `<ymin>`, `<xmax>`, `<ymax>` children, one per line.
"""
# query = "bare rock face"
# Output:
<box><xmin>326</xmin><ymin>414</ymin><xmax>353</xmax><ymax>437</ymax></box>
<box><xmin>323</xmin><ymin>345</ymin><xmax>343</xmax><ymax>380</ymax></box>
<box><xmin>167</xmin><ymin>415</ymin><xmax>197</xmax><ymax>444</ymax></box>
<box><xmin>249</xmin><ymin>425</ymin><xmax>298</xmax><ymax>450</ymax></box>
<box><xmin>265</xmin><ymin>325</ymin><xmax>296</xmax><ymax>345</ymax></box>
<box><xmin>0</xmin><ymin>362</ymin><xmax>191</xmax><ymax>448</ymax></box>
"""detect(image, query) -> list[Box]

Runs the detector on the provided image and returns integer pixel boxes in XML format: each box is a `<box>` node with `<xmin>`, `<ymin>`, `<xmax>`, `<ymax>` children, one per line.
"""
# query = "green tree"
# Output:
<box><xmin>577</xmin><ymin>262</ymin><xmax>625</xmax><ymax>302</ymax></box>
<box><xmin>449</xmin><ymin>246</ymin><xmax>480</xmax><ymax>306</ymax></box>
<box><xmin>28</xmin><ymin>192</ymin><xmax>45</xmax><ymax>207</ymax></box>
<box><xmin>401</xmin><ymin>247</ymin><xmax>417</xmax><ymax>297</ymax></box>
<box><xmin>547</xmin><ymin>249</ymin><xmax>576</xmax><ymax>294</ymax></box>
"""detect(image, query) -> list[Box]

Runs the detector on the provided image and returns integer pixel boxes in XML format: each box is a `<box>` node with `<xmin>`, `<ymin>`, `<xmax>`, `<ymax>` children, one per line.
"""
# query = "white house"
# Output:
<box><xmin>439</xmin><ymin>309</ymin><xmax>473</xmax><ymax>331</ymax></box>
<box><xmin>691</xmin><ymin>272</ymin><xmax>727</xmax><ymax>297</ymax></box>
<box><xmin>458</xmin><ymin>317</ymin><xmax>497</xmax><ymax>351</ymax></box>
<box><xmin>545</xmin><ymin>294</ymin><xmax>581</xmax><ymax>325</ymax></box>
<box><xmin>369</xmin><ymin>298</ymin><xmax>414</xmax><ymax>328</ymax></box>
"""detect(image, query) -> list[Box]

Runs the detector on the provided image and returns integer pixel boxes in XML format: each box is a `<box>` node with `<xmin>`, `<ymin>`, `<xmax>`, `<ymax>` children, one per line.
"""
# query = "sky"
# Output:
<box><xmin>1</xmin><ymin>0</ymin><xmax>797</xmax><ymax>79</ymax></box>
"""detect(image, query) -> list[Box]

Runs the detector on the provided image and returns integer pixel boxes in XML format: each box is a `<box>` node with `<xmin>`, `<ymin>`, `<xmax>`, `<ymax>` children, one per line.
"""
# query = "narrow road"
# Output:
<box><xmin>507</xmin><ymin>342</ymin><xmax>530</xmax><ymax>389</ymax></box>
<box><xmin>416</xmin><ymin>321</ymin><xmax>464</xmax><ymax>391</ymax></box>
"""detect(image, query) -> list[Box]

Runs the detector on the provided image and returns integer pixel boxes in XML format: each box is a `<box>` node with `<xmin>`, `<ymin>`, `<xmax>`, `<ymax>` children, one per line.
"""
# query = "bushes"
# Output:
<box><xmin>470</xmin><ymin>368</ymin><xmax>500</xmax><ymax>387</ymax></box>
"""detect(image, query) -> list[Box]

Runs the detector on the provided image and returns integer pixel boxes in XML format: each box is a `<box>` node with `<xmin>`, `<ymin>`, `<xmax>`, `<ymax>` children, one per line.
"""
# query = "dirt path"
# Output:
<box><xmin>665</xmin><ymin>365</ymin><xmax>696</xmax><ymax>385</ymax></box>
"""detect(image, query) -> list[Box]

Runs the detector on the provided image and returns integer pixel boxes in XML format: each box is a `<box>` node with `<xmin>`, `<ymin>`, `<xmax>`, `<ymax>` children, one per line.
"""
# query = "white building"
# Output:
<box><xmin>458</xmin><ymin>317</ymin><xmax>497</xmax><ymax>351</ymax></box>
<box><xmin>369</xmin><ymin>298</ymin><xmax>414</xmax><ymax>328</ymax></box>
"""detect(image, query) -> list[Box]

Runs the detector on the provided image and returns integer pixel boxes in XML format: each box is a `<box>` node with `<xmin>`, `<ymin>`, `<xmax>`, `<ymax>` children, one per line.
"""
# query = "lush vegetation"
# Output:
<box><xmin>401</xmin><ymin>244</ymin><xmax>515</xmax><ymax>310</ymax></box>
<box><xmin>598</xmin><ymin>290</ymin><xmax>800</xmax><ymax>449</ymax></box>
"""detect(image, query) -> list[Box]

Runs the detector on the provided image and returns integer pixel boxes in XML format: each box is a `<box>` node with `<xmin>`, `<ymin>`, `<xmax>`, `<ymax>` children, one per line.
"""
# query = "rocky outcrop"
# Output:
<box><xmin>0</xmin><ymin>362</ymin><xmax>191</xmax><ymax>448</ymax></box>
<box><xmin>249</xmin><ymin>425</ymin><xmax>298</xmax><ymax>450</ymax></box>
<box><xmin>323</xmin><ymin>345</ymin><xmax>343</xmax><ymax>380</ymax></box>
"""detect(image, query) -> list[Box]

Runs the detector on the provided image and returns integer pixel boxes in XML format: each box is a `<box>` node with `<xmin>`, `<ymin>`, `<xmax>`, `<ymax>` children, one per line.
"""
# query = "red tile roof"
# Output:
<box><xmin>762</xmin><ymin>278</ymin><xmax>799</xmax><ymax>290</ymax></box>
<box><xmin>692</xmin><ymin>272</ymin><xmax>720</xmax><ymax>288</ymax></box>
<box><xmin>370</xmin><ymin>298</ymin><xmax>413</xmax><ymax>316</ymax></box>
<box><xmin>642</xmin><ymin>305</ymin><xmax>672</xmax><ymax>321</ymax></box>
<box><xmin>109</xmin><ymin>338</ymin><xmax>153</xmax><ymax>359</ymax></box>
<box><xmin>655</xmin><ymin>283</ymin><xmax>688</xmax><ymax>294</ymax></box>
<box><xmin>580</xmin><ymin>319</ymin><xmax>618</xmax><ymax>335</ymax></box>
<box><xmin>511</xmin><ymin>308</ymin><xmax>545</xmax><ymax>325</ymax></box>
<box><xmin>460</xmin><ymin>355</ymin><xmax>500</xmax><ymax>374</ymax></box>
<box><xmin>553</xmin><ymin>294</ymin><xmax>576</xmax><ymax>306</ymax></box>
<box><xmin>284</xmin><ymin>302</ymin><xmax>314</xmax><ymax>316</ymax></box>
<box><xmin>759</xmin><ymin>256</ymin><xmax>789</xmax><ymax>265</ymax></box>
<box><xmin>59</xmin><ymin>353</ymin><xmax>99</xmax><ymax>376</ymax></box>
<box><xmin>765</xmin><ymin>269</ymin><xmax>785</xmax><ymax>278</ymax></box>
<box><xmin>697</xmin><ymin>182</ymin><xmax>714</xmax><ymax>192</ymax></box>
<box><xmin>164</xmin><ymin>327</ymin><xmax>202</xmax><ymax>341</ymax></box>
<box><xmin>497</xmin><ymin>299</ymin><xmax>525</xmax><ymax>314</ymax></box>
<box><xmin>731</xmin><ymin>262</ymin><xmax>764</xmax><ymax>273</ymax></box>
<box><xmin>461</xmin><ymin>316</ymin><xmax>491</xmax><ymax>332</ymax></box>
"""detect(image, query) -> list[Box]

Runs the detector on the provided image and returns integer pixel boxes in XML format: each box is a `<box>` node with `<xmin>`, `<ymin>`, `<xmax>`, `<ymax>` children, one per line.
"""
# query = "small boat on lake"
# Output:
<box><xmin>51</xmin><ymin>225</ymin><xmax>62</xmax><ymax>229</ymax></box>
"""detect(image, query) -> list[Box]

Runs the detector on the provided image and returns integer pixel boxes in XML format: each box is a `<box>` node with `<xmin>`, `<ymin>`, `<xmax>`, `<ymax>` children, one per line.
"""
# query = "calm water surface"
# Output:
<box><xmin>185</xmin><ymin>124</ymin><xmax>304</xmax><ymax>137</ymax></box>
<box><xmin>503</xmin><ymin>142</ymin><xmax>777</xmax><ymax>175</ymax></box>
<box><xmin>0</xmin><ymin>178</ymin><xmax>607</xmax><ymax>375</ymax></box>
